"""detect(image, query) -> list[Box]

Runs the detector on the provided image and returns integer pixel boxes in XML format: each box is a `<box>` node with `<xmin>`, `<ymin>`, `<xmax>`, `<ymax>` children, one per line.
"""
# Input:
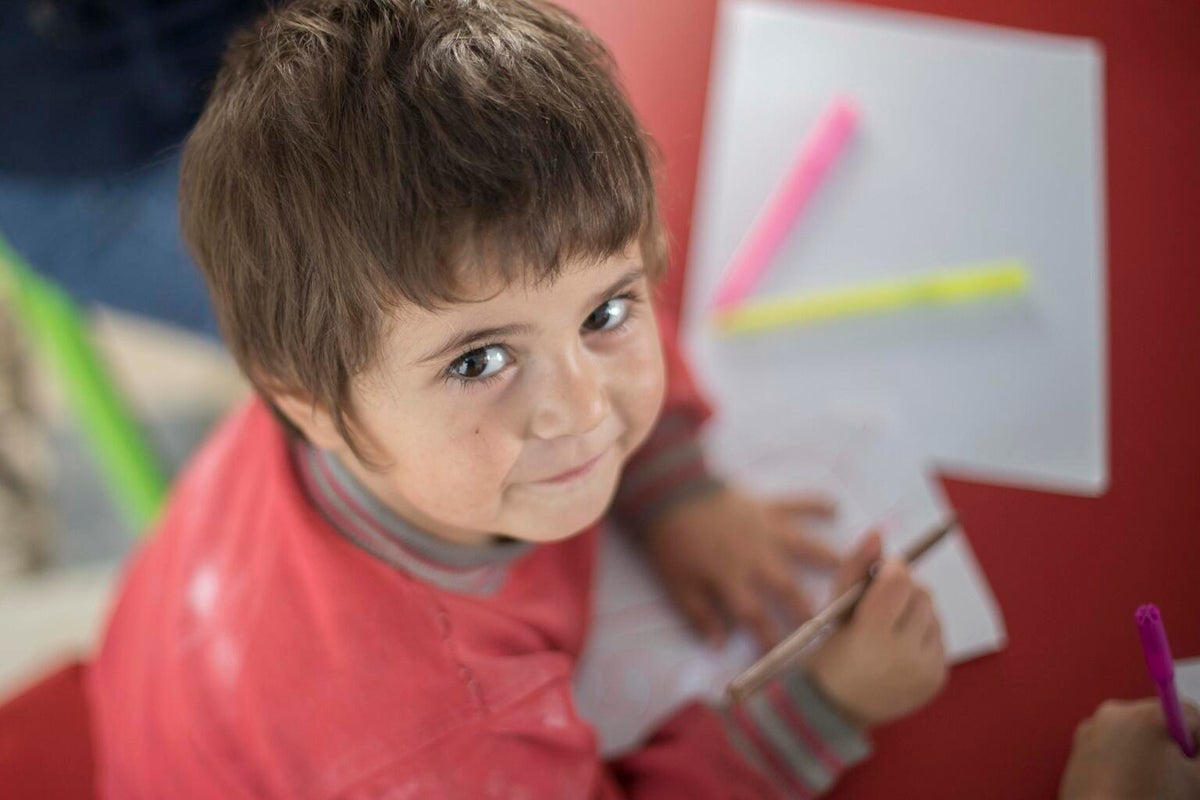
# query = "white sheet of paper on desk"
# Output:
<box><xmin>573</xmin><ymin>414</ymin><xmax>1006</xmax><ymax>757</ymax></box>
<box><xmin>683</xmin><ymin>0</ymin><xmax>1107</xmax><ymax>495</ymax></box>
<box><xmin>1176</xmin><ymin>658</ymin><xmax>1200</xmax><ymax>708</ymax></box>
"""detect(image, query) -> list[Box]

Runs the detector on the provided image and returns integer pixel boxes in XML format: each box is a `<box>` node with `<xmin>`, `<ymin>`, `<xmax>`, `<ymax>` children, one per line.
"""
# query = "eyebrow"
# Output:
<box><xmin>419</xmin><ymin>266</ymin><xmax>646</xmax><ymax>365</ymax></box>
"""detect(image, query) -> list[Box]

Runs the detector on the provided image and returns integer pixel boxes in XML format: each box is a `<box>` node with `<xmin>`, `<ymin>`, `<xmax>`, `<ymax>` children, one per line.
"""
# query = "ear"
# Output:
<box><xmin>269</xmin><ymin>389</ymin><xmax>347</xmax><ymax>452</ymax></box>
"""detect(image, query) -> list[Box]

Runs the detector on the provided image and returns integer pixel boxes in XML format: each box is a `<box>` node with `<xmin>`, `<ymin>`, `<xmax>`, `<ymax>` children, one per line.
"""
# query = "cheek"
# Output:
<box><xmin>382</xmin><ymin>405</ymin><xmax>522</xmax><ymax>520</ymax></box>
<box><xmin>427</xmin><ymin>425</ymin><xmax>515</xmax><ymax>495</ymax></box>
<box><xmin>609</xmin><ymin>327</ymin><xmax>667</xmax><ymax>442</ymax></box>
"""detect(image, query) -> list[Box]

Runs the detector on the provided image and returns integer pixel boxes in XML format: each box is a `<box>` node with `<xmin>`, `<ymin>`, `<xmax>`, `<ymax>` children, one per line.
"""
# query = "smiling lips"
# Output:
<box><xmin>535</xmin><ymin>449</ymin><xmax>608</xmax><ymax>485</ymax></box>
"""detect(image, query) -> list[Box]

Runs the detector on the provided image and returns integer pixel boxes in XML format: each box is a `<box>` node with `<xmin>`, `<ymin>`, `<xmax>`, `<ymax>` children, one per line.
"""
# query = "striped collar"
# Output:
<box><xmin>294</xmin><ymin>442</ymin><xmax>533</xmax><ymax>595</ymax></box>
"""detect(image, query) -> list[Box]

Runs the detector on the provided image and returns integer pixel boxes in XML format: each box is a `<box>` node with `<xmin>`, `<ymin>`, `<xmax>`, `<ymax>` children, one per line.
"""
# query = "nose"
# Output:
<box><xmin>529</xmin><ymin>343</ymin><xmax>609</xmax><ymax>440</ymax></box>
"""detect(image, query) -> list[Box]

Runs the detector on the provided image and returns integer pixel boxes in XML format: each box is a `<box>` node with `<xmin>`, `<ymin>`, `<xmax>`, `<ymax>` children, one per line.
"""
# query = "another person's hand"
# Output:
<box><xmin>640</xmin><ymin>486</ymin><xmax>840</xmax><ymax>650</ymax></box>
<box><xmin>1060</xmin><ymin>698</ymin><xmax>1200</xmax><ymax>799</ymax></box>
<box><xmin>807</xmin><ymin>533</ymin><xmax>948</xmax><ymax>727</ymax></box>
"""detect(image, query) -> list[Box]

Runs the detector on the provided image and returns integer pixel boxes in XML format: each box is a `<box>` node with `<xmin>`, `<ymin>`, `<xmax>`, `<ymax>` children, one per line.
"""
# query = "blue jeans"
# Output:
<box><xmin>0</xmin><ymin>153</ymin><xmax>220</xmax><ymax>339</ymax></box>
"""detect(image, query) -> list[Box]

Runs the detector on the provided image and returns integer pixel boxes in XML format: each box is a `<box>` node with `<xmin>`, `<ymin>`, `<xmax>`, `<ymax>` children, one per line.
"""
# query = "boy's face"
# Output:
<box><xmin>296</xmin><ymin>248</ymin><xmax>665</xmax><ymax>545</ymax></box>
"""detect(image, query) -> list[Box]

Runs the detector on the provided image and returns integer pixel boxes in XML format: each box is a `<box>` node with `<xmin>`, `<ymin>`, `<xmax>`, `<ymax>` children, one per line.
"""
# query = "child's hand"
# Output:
<box><xmin>640</xmin><ymin>486</ymin><xmax>840</xmax><ymax>650</ymax></box>
<box><xmin>1059</xmin><ymin>698</ymin><xmax>1200</xmax><ymax>800</ymax></box>
<box><xmin>807</xmin><ymin>533</ymin><xmax>948</xmax><ymax>727</ymax></box>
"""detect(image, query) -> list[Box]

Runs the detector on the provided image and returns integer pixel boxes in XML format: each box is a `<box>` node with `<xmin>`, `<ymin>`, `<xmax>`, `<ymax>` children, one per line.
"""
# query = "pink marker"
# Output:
<box><xmin>1136</xmin><ymin>604</ymin><xmax>1198</xmax><ymax>758</ymax></box>
<box><xmin>712</xmin><ymin>97</ymin><xmax>859</xmax><ymax>311</ymax></box>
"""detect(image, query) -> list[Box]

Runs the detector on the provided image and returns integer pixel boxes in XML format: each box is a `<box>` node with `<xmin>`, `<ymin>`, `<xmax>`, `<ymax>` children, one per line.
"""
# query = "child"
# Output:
<box><xmin>88</xmin><ymin>1</ymin><xmax>947</xmax><ymax>796</ymax></box>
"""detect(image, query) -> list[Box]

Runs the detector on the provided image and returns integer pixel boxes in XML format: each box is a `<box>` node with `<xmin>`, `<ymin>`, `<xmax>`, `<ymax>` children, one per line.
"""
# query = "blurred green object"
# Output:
<box><xmin>0</xmin><ymin>232</ymin><xmax>167</xmax><ymax>532</ymax></box>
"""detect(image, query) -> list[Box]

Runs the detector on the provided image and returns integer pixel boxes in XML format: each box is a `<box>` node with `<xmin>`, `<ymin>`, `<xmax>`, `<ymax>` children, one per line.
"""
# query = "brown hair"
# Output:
<box><xmin>180</xmin><ymin>0</ymin><xmax>665</xmax><ymax>452</ymax></box>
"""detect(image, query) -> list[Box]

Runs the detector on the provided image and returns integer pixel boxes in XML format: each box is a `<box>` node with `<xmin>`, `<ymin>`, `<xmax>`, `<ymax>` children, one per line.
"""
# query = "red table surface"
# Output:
<box><xmin>562</xmin><ymin>1</ymin><xmax>1200</xmax><ymax>797</ymax></box>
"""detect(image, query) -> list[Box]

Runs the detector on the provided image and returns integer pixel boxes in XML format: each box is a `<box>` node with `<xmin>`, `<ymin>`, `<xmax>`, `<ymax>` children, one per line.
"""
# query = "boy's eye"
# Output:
<box><xmin>582</xmin><ymin>297</ymin><xmax>630</xmax><ymax>333</ymax></box>
<box><xmin>449</xmin><ymin>345</ymin><xmax>509</xmax><ymax>380</ymax></box>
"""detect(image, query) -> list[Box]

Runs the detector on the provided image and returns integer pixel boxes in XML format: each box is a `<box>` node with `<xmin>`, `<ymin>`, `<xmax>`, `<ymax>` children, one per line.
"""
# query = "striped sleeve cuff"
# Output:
<box><xmin>612</xmin><ymin>410</ymin><xmax>724</xmax><ymax>534</ymax></box>
<box><xmin>718</xmin><ymin>672</ymin><xmax>871</xmax><ymax>799</ymax></box>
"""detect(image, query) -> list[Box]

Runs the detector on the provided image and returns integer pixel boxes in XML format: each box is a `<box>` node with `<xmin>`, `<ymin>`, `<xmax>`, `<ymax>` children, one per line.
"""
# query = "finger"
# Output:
<box><xmin>1182</xmin><ymin>701</ymin><xmax>1200</xmax><ymax>733</ymax></box>
<box><xmin>762</xmin><ymin>560</ymin><xmax>812</xmax><ymax>623</ymax></box>
<box><xmin>921</xmin><ymin>611</ymin><xmax>943</xmax><ymax>650</ymax></box>
<box><xmin>1094</xmin><ymin>698</ymin><xmax>1138</xmax><ymax>720</ymax></box>
<box><xmin>855</xmin><ymin>559</ymin><xmax>915</xmax><ymax>633</ymax></box>
<box><xmin>770</xmin><ymin>494</ymin><xmax>837</xmax><ymax>518</ymax></box>
<box><xmin>677</xmin><ymin>587</ymin><xmax>729</xmax><ymax>648</ymax></box>
<box><xmin>926</xmin><ymin>645</ymin><xmax>949</xmax><ymax>694</ymax></box>
<box><xmin>777</xmin><ymin>524</ymin><xmax>841</xmax><ymax>568</ymax></box>
<box><xmin>725</xmin><ymin>583</ymin><xmax>782</xmax><ymax>651</ymax></box>
<box><xmin>830</xmin><ymin>530</ymin><xmax>884</xmax><ymax>596</ymax></box>
<box><xmin>896</xmin><ymin>585</ymin><xmax>936</xmax><ymax>634</ymax></box>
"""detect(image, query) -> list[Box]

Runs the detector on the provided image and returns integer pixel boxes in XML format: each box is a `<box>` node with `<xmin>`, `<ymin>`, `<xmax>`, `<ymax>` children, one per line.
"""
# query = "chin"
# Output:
<box><xmin>500</xmin><ymin>456</ymin><xmax>623</xmax><ymax>542</ymax></box>
<box><xmin>528</xmin><ymin>507</ymin><xmax>607</xmax><ymax>542</ymax></box>
<box><xmin>512</xmin><ymin>489</ymin><xmax>614</xmax><ymax>543</ymax></box>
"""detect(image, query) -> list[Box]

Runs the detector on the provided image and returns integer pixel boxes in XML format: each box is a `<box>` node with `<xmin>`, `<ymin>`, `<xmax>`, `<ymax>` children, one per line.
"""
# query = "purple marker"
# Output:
<box><xmin>1136</xmin><ymin>604</ymin><xmax>1197</xmax><ymax>758</ymax></box>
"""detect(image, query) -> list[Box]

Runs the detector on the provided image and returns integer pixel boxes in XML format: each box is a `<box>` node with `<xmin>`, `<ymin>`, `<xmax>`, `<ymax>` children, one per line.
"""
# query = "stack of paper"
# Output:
<box><xmin>683</xmin><ymin>0</ymin><xmax>1107</xmax><ymax>495</ymax></box>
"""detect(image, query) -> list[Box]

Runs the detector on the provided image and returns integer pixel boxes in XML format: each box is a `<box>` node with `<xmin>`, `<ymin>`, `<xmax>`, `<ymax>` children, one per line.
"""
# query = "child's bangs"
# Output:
<box><xmin>425</xmin><ymin>177</ymin><xmax>664</xmax><ymax>308</ymax></box>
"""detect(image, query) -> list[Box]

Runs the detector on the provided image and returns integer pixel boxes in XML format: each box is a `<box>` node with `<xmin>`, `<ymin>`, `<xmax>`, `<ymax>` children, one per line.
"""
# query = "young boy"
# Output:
<box><xmin>88</xmin><ymin>1</ymin><xmax>947</xmax><ymax>796</ymax></box>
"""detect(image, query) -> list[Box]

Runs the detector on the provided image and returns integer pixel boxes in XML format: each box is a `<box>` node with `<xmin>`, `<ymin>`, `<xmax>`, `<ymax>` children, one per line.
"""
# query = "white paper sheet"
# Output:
<box><xmin>573</xmin><ymin>413</ymin><xmax>1006</xmax><ymax>756</ymax></box>
<box><xmin>683</xmin><ymin>0</ymin><xmax>1107</xmax><ymax>495</ymax></box>
<box><xmin>1177</xmin><ymin>657</ymin><xmax>1200</xmax><ymax>709</ymax></box>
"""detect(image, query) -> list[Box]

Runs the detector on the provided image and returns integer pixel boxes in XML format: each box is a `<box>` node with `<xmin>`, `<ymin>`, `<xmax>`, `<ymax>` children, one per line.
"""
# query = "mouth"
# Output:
<box><xmin>533</xmin><ymin>449</ymin><xmax>609</xmax><ymax>486</ymax></box>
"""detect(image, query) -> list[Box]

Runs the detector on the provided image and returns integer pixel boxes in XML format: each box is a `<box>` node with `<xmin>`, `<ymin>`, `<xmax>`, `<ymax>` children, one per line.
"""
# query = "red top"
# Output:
<box><xmin>88</xmin><ymin>316</ymin><xmax>867</xmax><ymax>798</ymax></box>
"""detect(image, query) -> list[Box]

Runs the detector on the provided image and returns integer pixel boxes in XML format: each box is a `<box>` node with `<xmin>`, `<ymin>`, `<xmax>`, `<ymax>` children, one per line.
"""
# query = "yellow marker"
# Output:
<box><xmin>713</xmin><ymin>260</ymin><xmax>1030</xmax><ymax>336</ymax></box>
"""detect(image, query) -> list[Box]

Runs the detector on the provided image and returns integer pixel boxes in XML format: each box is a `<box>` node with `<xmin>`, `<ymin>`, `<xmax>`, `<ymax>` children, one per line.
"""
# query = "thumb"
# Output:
<box><xmin>830</xmin><ymin>529</ymin><xmax>883</xmax><ymax>596</ymax></box>
<box><xmin>1184</xmin><ymin>701</ymin><xmax>1200</xmax><ymax>735</ymax></box>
